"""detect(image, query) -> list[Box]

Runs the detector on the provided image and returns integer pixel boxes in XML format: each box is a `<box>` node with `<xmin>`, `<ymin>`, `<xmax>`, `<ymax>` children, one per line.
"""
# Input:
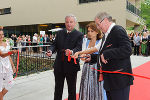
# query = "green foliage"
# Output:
<box><xmin>12</xmin><ymin>55</ymin><xmax>54</xmax><ymax>76</ymax></box>
<box><xmin>140</xmin><ymin>0</ymin><xmax>150</xmax><ymax>30</ymax></box>
<box><xmin>127</xmin><ymin>27</ymin><xmax>134</xmax><ymax>30</ymax></box>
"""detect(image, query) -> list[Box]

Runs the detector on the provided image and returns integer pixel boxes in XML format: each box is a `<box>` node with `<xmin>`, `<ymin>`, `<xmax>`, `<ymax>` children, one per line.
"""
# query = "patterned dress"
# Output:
<box><xmin>79</xmin><ymin>40</ymin><xmax>107</xmax><ymax>100</ymax></box>
<box><xmin>141</xmin><ymin>36</ymin><xmax>148</xmax><ymax>55</ymax></box>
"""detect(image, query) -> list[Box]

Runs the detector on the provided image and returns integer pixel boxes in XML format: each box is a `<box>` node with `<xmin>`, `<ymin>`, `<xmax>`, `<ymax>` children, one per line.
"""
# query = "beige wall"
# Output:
<box><xmin>0</xmin><ymin>0</ymin><xmax>11</xmax><ymax>8</ymax></box>
<box><xmin>128</xmin><ymin>0</ymin><xmax>136</xmax><ymax>4</ymax></box>
<box><xmin>0</xmin><ymin>0</ymin><xmax>138</xmax><ymax>29</ymax></box>
<box><xmin>135</xmin><ymin>0</ymin><xmax>141</xmax><ymax>8</ymax></box>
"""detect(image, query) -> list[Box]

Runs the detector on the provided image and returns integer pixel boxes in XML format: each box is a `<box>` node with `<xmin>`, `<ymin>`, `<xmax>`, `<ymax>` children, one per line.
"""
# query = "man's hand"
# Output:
<box><xmin>101</xmin><ymin>54</ymin><xmax>108</xmax><ymax>64</ymax></box>
<box><xmin>65</xmin><ymin>49</ymin><xmax>72</xmax><ymax>56</ymax></box>
<box><xmin>85</xmin><ymin>54</ymin><xmax>91</xmax><ymax>62</ymax></box>
<box><xmin>46</xmin><ymin>50</ymin><xmax>52</xmax><ymax>57</ymax></box>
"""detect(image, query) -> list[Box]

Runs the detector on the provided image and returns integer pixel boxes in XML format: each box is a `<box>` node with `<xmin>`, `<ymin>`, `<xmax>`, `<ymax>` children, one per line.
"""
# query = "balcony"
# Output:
<box><xmin>126</xmin><ymin>0</ymin><xmax>141</xmax><ymax>16</ymax></box>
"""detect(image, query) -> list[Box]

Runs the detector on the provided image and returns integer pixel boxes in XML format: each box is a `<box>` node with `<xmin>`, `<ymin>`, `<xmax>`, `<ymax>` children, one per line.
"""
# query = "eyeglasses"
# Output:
<box><xmin>99</xmin><ymin>18</ymin><xmax>105</xmax><ymax>24</ymax></box>
<box><xmin>95</xmin><ymin>18</ymin><xmax>105</xmax><ymax>28</ymax></box>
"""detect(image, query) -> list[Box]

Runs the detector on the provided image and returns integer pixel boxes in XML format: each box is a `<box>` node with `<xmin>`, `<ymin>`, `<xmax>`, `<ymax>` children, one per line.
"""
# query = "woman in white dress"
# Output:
<box><xmin>0</xmin><ymin>30</ymin><xmax>18</xmax><ymax>100</ymax></box>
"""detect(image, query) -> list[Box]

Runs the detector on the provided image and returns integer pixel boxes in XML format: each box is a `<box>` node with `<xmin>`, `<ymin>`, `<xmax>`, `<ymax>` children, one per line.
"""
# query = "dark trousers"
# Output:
<box><xmin>134</xmin><ymin>45</ymin><xmax>139</xmax><ymax>55</ymax></box>
<box><xmin>33</xmin><ymin>43</ymin><xmax>37</xmax><ymax>52</ymax></box>
<box><xmin>147</xmin><ymin>42</ymin><xmax>150</xmax><ymax>55</ymax></box>
<box><xmin>43</xmin><ymin>43</ymin><xmax>47</xmax><ymax>51</ymax></box>
<box><xmin>54</xmin><ymin>71</ymin><xmax>77</xmax><ymax>100</ymax></box>
<box><xmin>106</xmin><ymin>86</ymin><xmax>130</xmax><ymax>100</ymax></box>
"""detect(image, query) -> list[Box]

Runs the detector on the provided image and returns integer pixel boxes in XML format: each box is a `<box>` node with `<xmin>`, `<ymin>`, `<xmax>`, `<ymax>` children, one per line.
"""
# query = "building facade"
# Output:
<box><xmin>0</xmin><ymin>0</ymin><xmax>142</xmax><ymax>36</ymax></box>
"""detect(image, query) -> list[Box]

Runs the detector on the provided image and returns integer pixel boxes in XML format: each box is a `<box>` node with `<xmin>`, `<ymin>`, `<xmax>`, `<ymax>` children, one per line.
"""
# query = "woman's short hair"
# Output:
<box><xmin>0</xmin><ymin>26</ymin><xmax>3</xmax><ymax>31</ymax></box>
<box><xmin>86</xmin><ymin>22</ymin><xmax>102</xmax><ymax>40</ymax></box>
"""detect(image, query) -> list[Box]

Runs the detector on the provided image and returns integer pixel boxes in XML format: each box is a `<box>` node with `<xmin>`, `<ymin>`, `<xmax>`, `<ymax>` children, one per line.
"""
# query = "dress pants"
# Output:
<box><xmin>134</xmin><ymin>45</ymin><xmax>139</xmax><ymax>55</ymax></box>
<box><xmin>106</xmin><ymin>86</ymin><xmax>130</xmax><ymax>100</ymax></box>
<box><xmin>54</xmin><ymin>71</ymin><xmax>77</xmax><ymax>100</ymax></box>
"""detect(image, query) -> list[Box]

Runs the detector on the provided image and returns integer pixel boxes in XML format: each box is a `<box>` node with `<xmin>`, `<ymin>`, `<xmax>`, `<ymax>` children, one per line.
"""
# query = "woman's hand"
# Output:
<box><xmin>72</xmin><ymin>52</ymin><xmax>79</xmax><ymax>59</ymax></box>
<box><xmin>11</xmin><ymin>50</ymin><xmax>18</xmax><ymax>54</ymax></box>
<box><xmin>80</xmin><ymin>54</ymin><xmax>86</xmax><ymax>61</ymax></box>
<box><xmin>12</xmin><ymin>67</ymin><xmax>16</xmax><ymax>74</ymax></box>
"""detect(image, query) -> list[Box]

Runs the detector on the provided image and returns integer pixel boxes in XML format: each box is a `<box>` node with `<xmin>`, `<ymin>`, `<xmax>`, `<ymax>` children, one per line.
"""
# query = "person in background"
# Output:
<box><xmin>32</xmin><ymin>33</ymin><xmax>38</xmax><ymax>53</ymax></box>
<box><xmin>147</xmin><ymin>31</ymin><xmax>150</xmax><ymax>55</ymax></box>
<box><xmin>133</xmin><ymin>32</ymin><xmax>141</xmax><ymax>56</ymax></box>
<box><xmin>49</xmin><ymin>34</ymin><xmax>53</xmax><ymax>45</ymax></box>
<box><xmin>39</xmin><ymin>35</ymin><xmax>43</xmax><ymax>52</ymax></box>
<box><xmin>141</xmin><ymin>32</ymin><xmax>148</xmax><ymax>56</ymax></box>
<box><xmin>142</xmin><ymin>25</ymin><xmax>148</xmax><ymax>33</ymax></box>
<box><xmin>138</xmin><ymin>33</ymin><xmax>142</xmax><ymax>55</ymax></box>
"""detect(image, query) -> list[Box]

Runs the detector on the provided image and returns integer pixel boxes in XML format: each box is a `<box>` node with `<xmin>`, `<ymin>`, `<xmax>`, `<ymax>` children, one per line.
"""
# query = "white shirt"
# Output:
<box><xmin>67</xmin><ymin>30</ymin><xmax>71</xmax><ymax>33</ymax></box>
<box><xmin>44</xmin><ymin>37</ymin><xmax>47</xmax><ymax>43</ymax></box>
<box><xmin>33</xmin><ymin>36</ymin><xmax>37</xmax><ymax>43</ymax></box>
<box><xmin>95</xmin><ymin>23</ymin><xmax>116</xmax><ymax>51</ymax></box>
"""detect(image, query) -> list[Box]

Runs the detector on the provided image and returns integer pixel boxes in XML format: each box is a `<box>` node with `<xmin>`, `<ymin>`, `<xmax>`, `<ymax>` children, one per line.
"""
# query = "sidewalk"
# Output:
<box><xmin>5</xmin><ymin>55</ymin><xmax>150</xmax><ymax>100</ymax></box>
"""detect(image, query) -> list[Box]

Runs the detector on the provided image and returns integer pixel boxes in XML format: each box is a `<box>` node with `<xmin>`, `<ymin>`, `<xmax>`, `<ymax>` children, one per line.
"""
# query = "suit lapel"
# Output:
<box><xmin>61</xmin><ymin>29</ymin><xmax>67</xmax><ymax>49</ymax></box>
<box><xmin>101</xmin><ymin>33</ymin><xmax>111</xmax><ymax>51</ymax></box>
<box><xmin>101</xmin><ymin>25</ymin><xmax>116</xmax><ymax>51</ymax></box>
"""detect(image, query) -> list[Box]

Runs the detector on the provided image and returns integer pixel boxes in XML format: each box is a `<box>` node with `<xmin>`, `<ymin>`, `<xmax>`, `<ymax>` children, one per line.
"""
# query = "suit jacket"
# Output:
<box><xmin>49</xmin><ymin>29</ymin><xmax>83</xmax><ymax>73</ymax></box>
<box><xmin>98</xmin><ymin>25</ymin><xmax>134</xmax><ymax>91</ymax></box>
<box><xmin>43</xmin><ymin>37</ymin><xmax>50</xmax><ymax>45</ymax></box>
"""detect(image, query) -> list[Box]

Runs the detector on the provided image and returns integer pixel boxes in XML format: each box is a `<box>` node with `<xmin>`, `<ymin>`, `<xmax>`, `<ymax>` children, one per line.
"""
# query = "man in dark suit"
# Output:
<box><xmin>43</xmin><ymin>34</ymin><xmax>50</xmax><ymax>51</ymax></box>
<box><xmin>46</xmin><ymin>14</ymin><xmax>83</xmax><ymax>100</ymax></box>
<box><xmin>94</xmin><ymin>12</ymin><xmax>134</xmax><ymax>100</ymax></box>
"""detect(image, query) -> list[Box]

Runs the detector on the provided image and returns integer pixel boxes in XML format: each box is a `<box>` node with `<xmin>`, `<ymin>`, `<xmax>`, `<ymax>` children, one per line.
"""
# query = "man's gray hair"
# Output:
<box><xmin>95</xmin><ymin>12</ymin><xmax>112</xmax><ymax>22</ymax></box>
<box><xmin>65</xmin><ymin>14</ymin><xmax>77</xmax><ymax>22</ymax></box>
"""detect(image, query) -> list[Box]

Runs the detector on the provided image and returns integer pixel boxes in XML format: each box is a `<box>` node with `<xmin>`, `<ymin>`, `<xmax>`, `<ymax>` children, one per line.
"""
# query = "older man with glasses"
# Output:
<box><xmin>94</xmin><ymin>12</ymin><xmax>134</xmax><ymax>100</ymax></box>
<box><xmin>73</xmin><ymin>12</ymin><xmax>133</xmax><ymax>100</ymax></box>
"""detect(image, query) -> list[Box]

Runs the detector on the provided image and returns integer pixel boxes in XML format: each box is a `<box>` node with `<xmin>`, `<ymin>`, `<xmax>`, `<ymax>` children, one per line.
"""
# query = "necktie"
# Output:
<box><xmin>99</xmin><ymin>34</ymin><xmax>105</xmax><ymax>51</ymax></box>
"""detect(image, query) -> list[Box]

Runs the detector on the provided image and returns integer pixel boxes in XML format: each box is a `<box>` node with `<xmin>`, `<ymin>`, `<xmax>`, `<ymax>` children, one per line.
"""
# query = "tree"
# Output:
<box><xmin>140</xmin><ymin>0</ymin><xmax>150</xmax><ymax>30</ymax></box>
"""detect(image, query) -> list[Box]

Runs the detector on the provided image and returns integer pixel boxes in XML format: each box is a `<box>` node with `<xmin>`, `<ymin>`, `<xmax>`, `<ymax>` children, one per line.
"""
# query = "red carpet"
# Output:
<box><xmin>64</xmin><ymin>94</ymin><xmax>79</xmax><ymax>100</ymax></box>
<box><xmin>130</xmin><ymin>61</ymin><xmax>150</xmax><ymax>100</ymax></box>
<box><xmin>65</xmin><ymin>61</ymin><xmax>150</xmax><ymax>100</ymax></box>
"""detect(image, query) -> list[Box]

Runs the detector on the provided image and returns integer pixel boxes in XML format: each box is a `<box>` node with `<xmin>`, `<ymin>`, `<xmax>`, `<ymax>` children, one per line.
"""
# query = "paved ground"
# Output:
<box><xmin>4</xmin><ymin>55</ymin><xmax>150</xmax><ymax>100</ymax></box>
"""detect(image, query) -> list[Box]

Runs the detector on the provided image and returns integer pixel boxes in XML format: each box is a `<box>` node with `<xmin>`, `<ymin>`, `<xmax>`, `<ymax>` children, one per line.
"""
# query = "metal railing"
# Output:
<box><xmin>11</xmin><ymin>45</ymin><xmax>55</xmax><ymax>76</ymax></box>
<box><xmin>126</xmin><ymin>0</ymin><xmax>141</xmax><ymax>16</ymax></box>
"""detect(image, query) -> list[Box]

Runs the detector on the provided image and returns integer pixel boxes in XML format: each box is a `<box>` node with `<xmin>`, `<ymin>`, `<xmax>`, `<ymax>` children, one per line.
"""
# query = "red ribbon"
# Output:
<box><xmin>68</xmin><ymin>50</ymin><xmax>71</xmax><ymax>62</ymax></box>
<box><xmin>9</xmin><ymin>50</ymin><xmax>19</xmax><ymax>83</ymax></box>
<box><xmin>92</xmin><ymin>68</ymin><xmax>150</xmax><ymax>80</ymax></box>
<box><xmin>8</xmin><ymin>51</ymin><xmax>13</xmax><ymax>55</ymax></box>
<box><xmin>67</xmin><ymin>50</ymin><xmax>77</xmax><ymax>64</ymax></box>
<box><xmin>73</xmin><ymin>57</ymin><xmax>77</xmax><ymax>64</ymax></box>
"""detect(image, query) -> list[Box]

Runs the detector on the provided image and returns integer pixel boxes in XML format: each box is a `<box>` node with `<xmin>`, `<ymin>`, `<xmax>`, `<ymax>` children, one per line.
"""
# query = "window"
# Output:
<box><xmin>0</xmin><ymin>9</ymin><xmax>4</xmax><ymax>15</ymax></box>
<box><xmin>79</xmin><ymin>0</ymin><xmax>104</xmax><ymax>4</ymax></box>
<box><xmin>4</xmin><ymin>8</ymin><xmax>11</xmax><ymax>14</ymax></box>
<box><xmin>0</xmin><ymin>7</ymin><xmax>11</xmax><ymax>15</ymax></box>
